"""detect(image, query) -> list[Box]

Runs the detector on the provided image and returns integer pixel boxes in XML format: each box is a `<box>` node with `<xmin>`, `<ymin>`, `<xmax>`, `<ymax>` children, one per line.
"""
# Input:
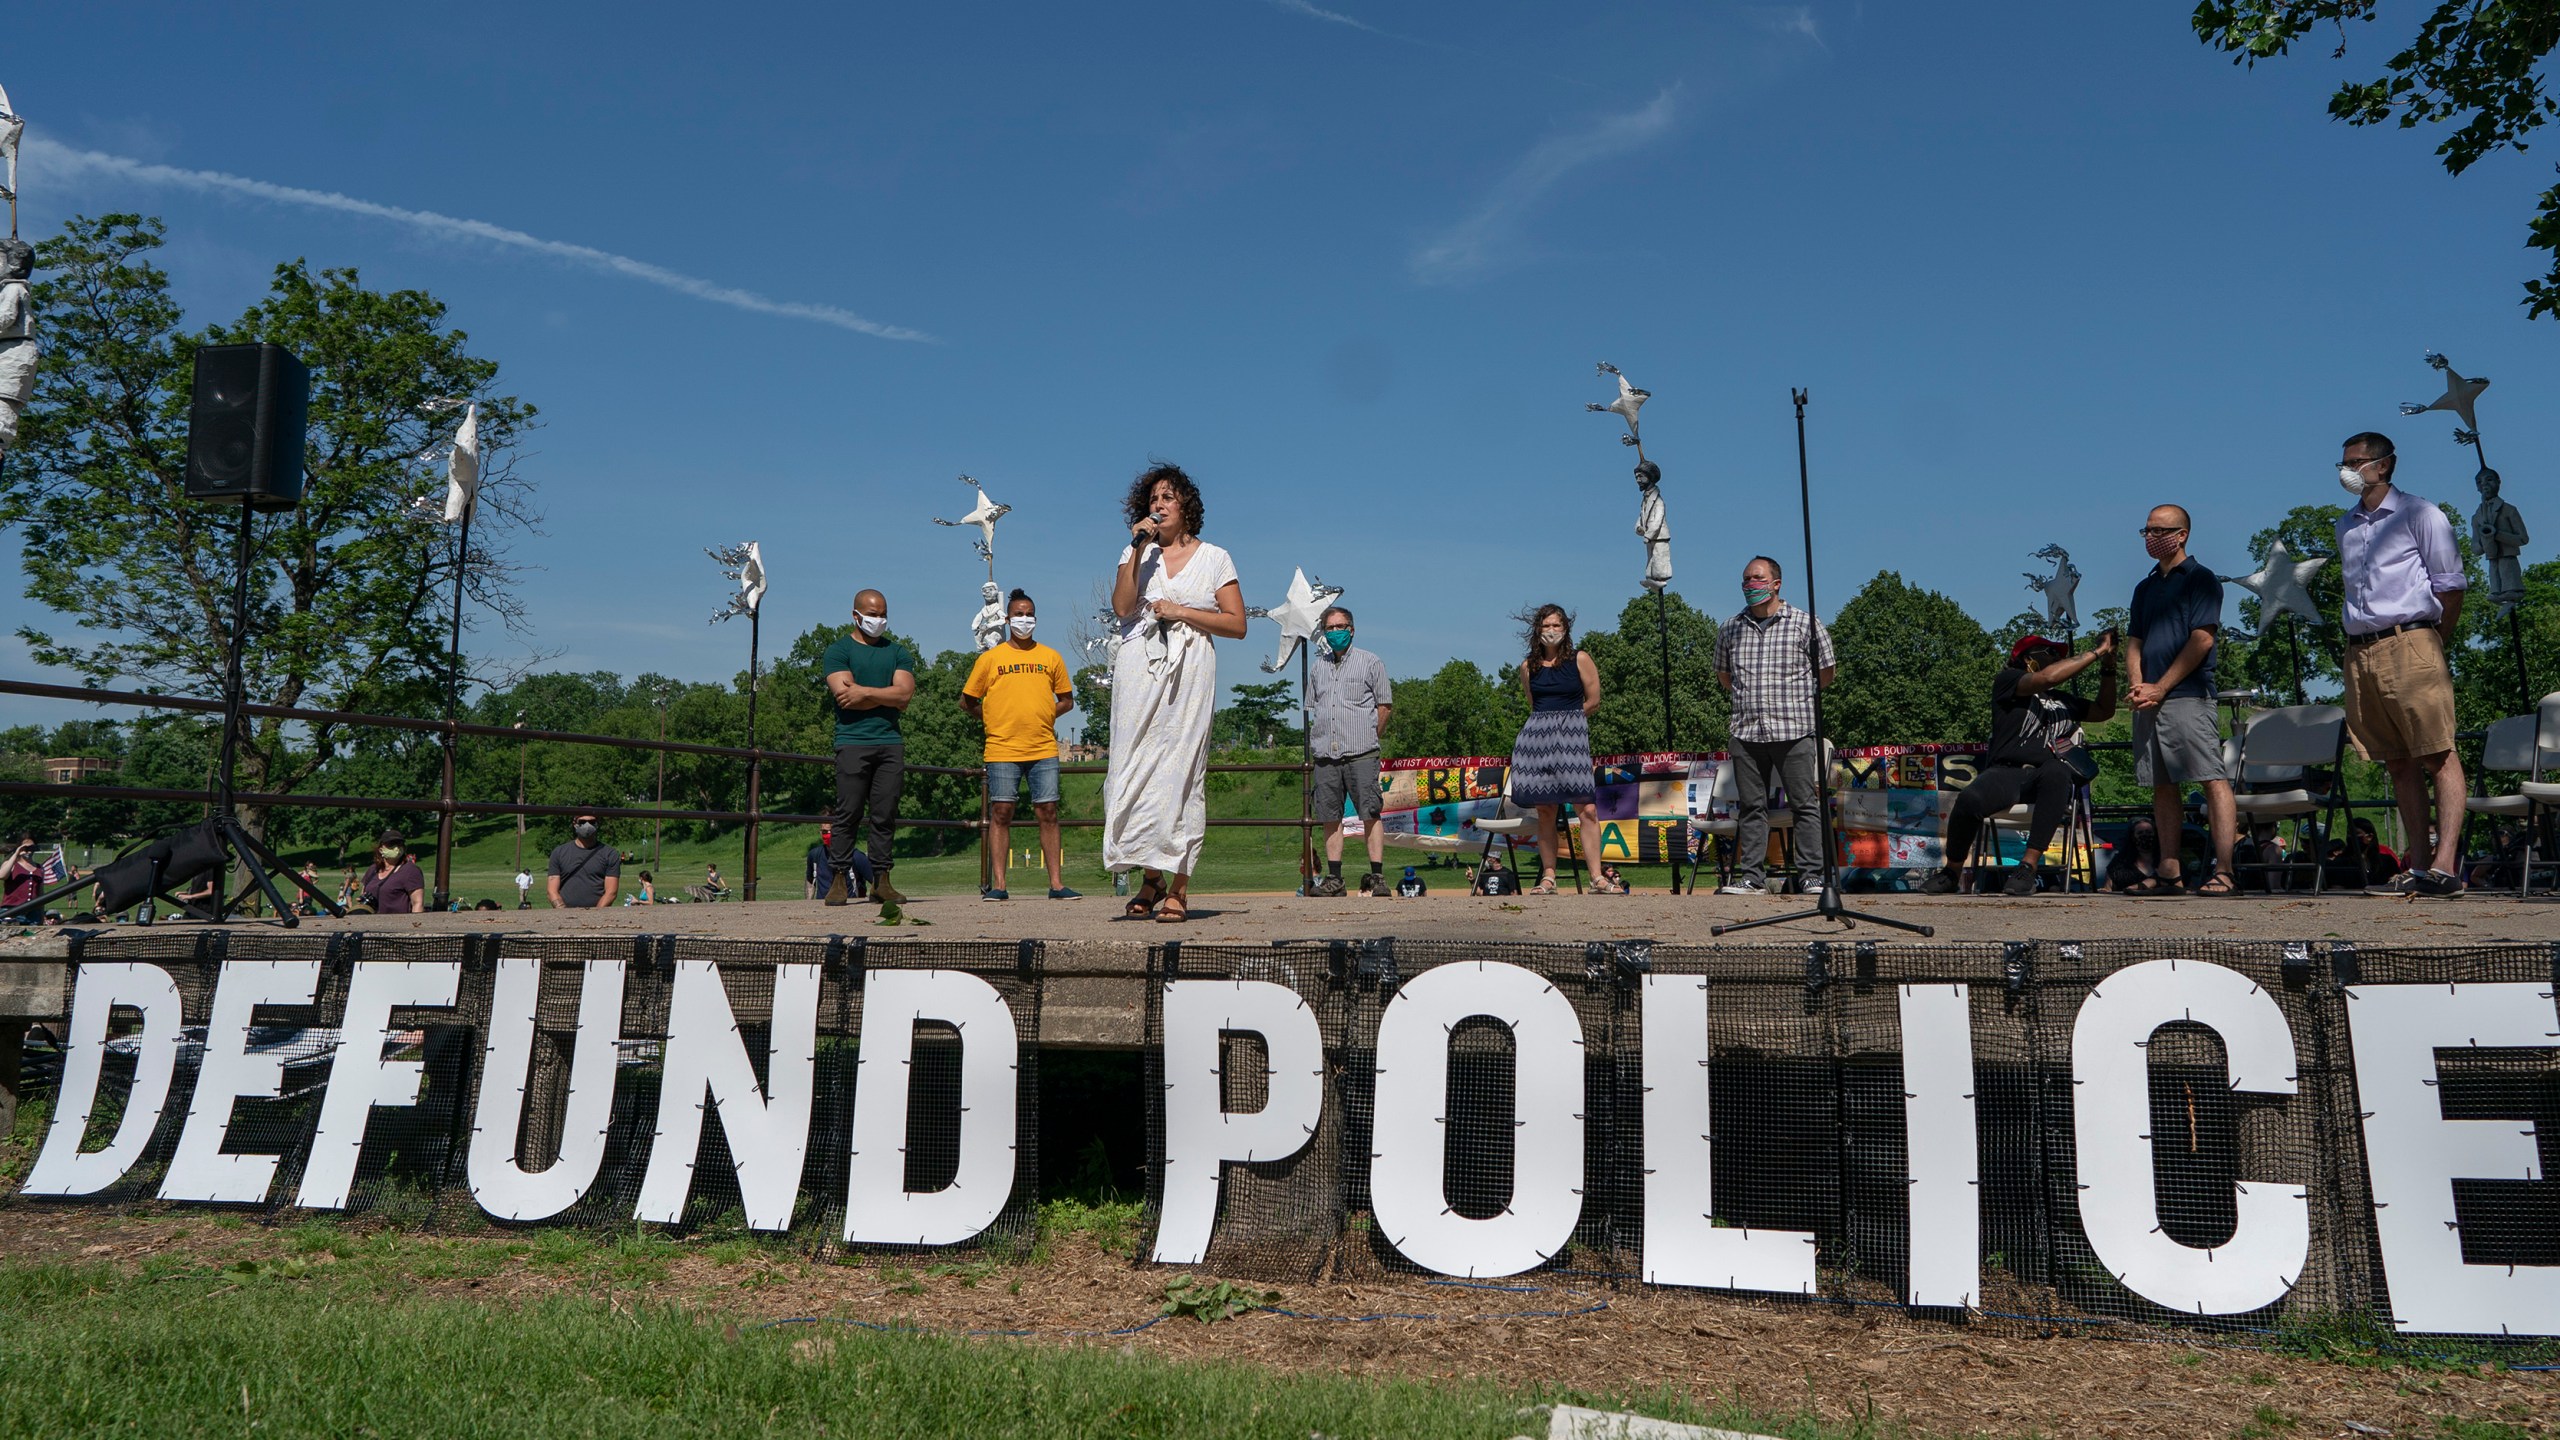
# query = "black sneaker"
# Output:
<box><xmin>2410</xmin><ymin>868</ymin><xmax>2466</xmax><ymax>898</ymax></box>
<box><xmin>1918</xmin><ymin>869</ymin><xmax>1960</xmax><ymax>895</ymax></box>
<box><xmin>2002</xmin><ymin>868</ymin><xmax>2039</xmax><ymax>898</ymax></box>
<box><xmin>982</xmin><ymin>888</ymin><xmax>1008</xmax><ymax>901</ymax></box>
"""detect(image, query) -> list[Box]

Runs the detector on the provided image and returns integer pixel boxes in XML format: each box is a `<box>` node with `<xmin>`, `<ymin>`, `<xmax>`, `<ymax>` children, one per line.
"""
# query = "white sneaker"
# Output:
<box><xmin>1718</xmin><ymin>879</ymin><xmax>1768</xmax><ymax>896</ymax></box>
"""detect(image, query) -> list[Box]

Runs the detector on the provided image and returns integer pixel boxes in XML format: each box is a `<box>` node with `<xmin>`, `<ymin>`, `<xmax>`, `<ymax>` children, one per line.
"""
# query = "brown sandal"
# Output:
<box><xmin>1154</xmin><ymin>892</ymin><xmax>1190</xmax><ymax>924</ymax></box>
<box><xmin>1124</xmin><ymin>876</ymin><xmax>1166</xmax><ymax>917</ymax></box>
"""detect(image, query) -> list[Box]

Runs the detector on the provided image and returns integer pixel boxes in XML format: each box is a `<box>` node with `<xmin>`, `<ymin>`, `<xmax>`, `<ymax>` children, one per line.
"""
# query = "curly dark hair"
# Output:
<box><xmin>1521</xmin><ymin>603</ymin><xmax>1575</xmax><ymax>672</ymax></box>
<box><xmin>1123</xmin><ymin>462</ymin><xmax>1205</xmax><ymax>538</ymax></box>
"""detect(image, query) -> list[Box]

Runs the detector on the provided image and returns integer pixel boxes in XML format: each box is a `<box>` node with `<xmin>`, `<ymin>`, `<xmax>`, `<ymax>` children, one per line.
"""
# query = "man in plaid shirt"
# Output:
<box><xmin>1714</xmin><ymin>555</ymin><xmax>1837</xmax><ymax>896</ymax></box>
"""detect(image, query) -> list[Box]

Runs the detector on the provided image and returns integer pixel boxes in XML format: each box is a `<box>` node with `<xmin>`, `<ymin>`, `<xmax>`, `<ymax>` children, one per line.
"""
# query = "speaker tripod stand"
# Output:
<box><xmin>1713</xmin><ymin>390</ymin><xmax>1931</xmax><ymax>939</ymax></box>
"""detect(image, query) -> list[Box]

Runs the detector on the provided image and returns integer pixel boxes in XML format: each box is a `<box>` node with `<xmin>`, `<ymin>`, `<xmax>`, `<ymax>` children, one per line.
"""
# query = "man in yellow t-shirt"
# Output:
<box><xmin>961</xmin><ymin>588</ymin><xmax>1078</xmax><ymax>899</ymax></box>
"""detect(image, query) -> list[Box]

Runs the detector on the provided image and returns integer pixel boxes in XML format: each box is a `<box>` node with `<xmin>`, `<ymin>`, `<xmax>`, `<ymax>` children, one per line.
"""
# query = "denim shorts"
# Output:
<box><xmin>986</xmin><ymin>756</ymin><xmax>1061</xmax><ymax>806</ymax></box>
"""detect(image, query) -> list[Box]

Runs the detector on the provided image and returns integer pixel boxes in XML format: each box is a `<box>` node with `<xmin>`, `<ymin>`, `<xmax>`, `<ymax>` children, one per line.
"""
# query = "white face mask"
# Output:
<box><xmin>1539</xmin><ymin>628</ymin><xmax>1565</xmax><ymax>648</ymax></box>
<box><xmin>1008</xmin><ymin>615</ymin><xmax>1037</xmax><ymax>637</ymax></box>
<box><xmin>2339</xmin><ymin>463</ymin><xmax>2375</xmax><ymax>496</ymax></box>
<box><xmin>854</xmin><ymin>612</ymin><xmax>889</xmax><ymax>638</ymax></box>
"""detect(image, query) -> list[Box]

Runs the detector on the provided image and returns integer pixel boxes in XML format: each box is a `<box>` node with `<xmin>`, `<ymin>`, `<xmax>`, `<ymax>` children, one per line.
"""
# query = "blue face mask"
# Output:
<box><xmin>1323</xmin><ymin>628</ymin><xmax>1352</xmax><ymax>655</ymax></box>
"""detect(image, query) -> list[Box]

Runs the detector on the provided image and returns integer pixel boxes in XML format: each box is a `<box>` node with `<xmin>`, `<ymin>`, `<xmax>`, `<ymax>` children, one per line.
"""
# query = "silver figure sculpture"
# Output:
<box><xmin>2022</xmin><ymin>544</ymin><xmax>2080</xmax><ymax>632</ymax></box>
<box><xmin>0</xmin><ymin>237</ymin><xmax>34</xmax><ymax>460</ymax></box>
<box><xmin>2474</xmin><ymin>468</ymin><xmax>2530</xmax><ymax>613</ymax></box>
<box><xmin>970</xmin><ymin>580</ymin><xmax>1007</xmax><ymax>651</ymax></box>
<box><xmin>1590</xmin><ymin>362</ymin><xmax>1670</xmax><ymax>591</ymax></box>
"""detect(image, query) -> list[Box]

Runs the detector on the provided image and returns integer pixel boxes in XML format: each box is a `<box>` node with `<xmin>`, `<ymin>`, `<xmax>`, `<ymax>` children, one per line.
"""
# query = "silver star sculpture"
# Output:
<box><xmin>1585</xmin><ymin>361</ymin><xmax>1649</xmax><ymax>450</ymax></box>
<box><xmin>707</xmin><ymin>541</ymin><xmax>765</xmax><ymax>623</ymax></box>
<box><xmin>1084</xmin><ymin>608</ymin><xmax>1124</xmax><ymax>689</ymax></box>
<box><xmin>2400</xmin><ymin>351</ymin><xmax>2491</xmax><ymax>444</ymax></box>
<box><xmin>2222</xmin><ymin>539</ymin><xmax>2327</xmax><ymax>628</ymax></box>
<box><xmin>931</xmin><ymin>474</ymin><xmax>1011</xmax><ymax>574</ymax></box>
<box><xmin>1247</xmin><ymin>568</ymin><xmax>1344</xmax><ymax>673</ymax></box>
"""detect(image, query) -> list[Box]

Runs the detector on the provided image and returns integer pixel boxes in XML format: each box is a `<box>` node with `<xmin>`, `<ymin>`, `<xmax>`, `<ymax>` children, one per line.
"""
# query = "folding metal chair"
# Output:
<box><xmin>2472</xmin><ymin>692</ymin><xmax>2560</xmax><ymax>898</ymax></box>
<box><xmin>2225</xmin><ymin>703</ymin><xmax>2350</xmax><ymax>894</ymax></box>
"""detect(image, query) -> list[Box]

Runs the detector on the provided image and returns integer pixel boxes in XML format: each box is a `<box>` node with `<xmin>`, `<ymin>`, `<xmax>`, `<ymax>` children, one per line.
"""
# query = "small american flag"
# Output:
<box><xmin>40</xmin><ymin>846</ymin><xmax>68</xmax><ymax>884</ymax></box>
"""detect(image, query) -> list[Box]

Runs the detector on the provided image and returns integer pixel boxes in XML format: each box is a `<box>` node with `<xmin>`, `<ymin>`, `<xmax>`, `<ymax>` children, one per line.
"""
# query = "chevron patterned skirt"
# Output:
<box><xmin>1509</xmin><ymin>710</ymin><xmax>1596</xmax><ymax>808</ymax></box>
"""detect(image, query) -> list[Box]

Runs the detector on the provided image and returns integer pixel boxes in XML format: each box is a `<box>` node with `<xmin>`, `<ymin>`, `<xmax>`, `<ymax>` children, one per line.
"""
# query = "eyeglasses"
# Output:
<box><xmin>2136</xmin><ymin>526</ymin><xmax>2187</xmax><ymax>538</ymax></box>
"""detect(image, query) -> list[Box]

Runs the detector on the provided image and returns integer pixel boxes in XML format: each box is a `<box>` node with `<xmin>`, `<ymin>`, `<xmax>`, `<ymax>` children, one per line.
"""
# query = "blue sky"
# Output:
<box><xmin>6</xmin><ymin>1</ymin><xmax>2557</xmax><ymax>731</ymax></box>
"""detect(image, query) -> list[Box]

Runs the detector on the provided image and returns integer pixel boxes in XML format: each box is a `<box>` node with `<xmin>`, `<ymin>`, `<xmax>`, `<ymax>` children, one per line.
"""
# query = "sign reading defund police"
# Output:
<box><xmin>20</xmin><ymin>954</ymin><xmax>2560</xmax><ymax>1337</ymax></box>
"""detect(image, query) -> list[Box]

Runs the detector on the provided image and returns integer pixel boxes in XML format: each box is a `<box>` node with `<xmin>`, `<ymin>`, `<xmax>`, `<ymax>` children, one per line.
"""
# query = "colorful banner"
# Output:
<box><xmin>1345</xmin><ymin>745</ymin><xmax>2094</xmax><ymax>876</ymax></box>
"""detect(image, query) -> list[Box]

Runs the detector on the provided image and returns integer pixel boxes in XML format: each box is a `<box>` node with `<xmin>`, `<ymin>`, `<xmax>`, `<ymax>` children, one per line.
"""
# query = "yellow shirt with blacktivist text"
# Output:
<box><xmin>962</xmin><ymin>642</ymin><xmax>1073</xmax><ymax>763</ymax></box>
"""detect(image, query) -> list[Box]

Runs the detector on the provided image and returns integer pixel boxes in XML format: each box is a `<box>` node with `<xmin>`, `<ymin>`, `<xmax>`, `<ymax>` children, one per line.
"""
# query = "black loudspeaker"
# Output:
<box><xmin>185</xmin><ymin>343</ymin><xmax>310</xmax><ymax>510</ymax></box>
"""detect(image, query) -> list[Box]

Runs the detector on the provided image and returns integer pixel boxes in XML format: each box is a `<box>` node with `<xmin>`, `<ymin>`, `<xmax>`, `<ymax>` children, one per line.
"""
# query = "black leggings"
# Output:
<box><xmin>1945</xmin><ymin>762</ymin><xmax>2073</xmax><ymax>868</ymax></box>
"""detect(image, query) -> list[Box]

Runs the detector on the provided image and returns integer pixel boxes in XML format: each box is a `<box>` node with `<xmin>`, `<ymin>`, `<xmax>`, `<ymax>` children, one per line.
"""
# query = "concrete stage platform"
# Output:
<box><xmin>10</xmin><ymin>888</ymin><xmax>2554</xmax><ymax>1050</ymax></box>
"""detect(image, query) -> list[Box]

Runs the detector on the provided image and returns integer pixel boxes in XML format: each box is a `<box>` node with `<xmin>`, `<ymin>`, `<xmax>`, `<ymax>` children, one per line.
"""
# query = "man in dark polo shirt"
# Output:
<box><xmin>820</xmin><ymin>589</ymin><xmax>913</xmax><ymax>906</ymax></box>
<box><xmin>2125</xmin><ymin>504</ymin><xmax>2236</xmax><ymax>895</ymax></box>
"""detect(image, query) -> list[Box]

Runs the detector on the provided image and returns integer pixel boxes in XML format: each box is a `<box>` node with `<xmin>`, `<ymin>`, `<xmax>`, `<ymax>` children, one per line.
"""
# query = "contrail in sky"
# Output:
<box><xmin>29</xmin><ymin>138</ymin><xmax>933</xmax><ymax>343</ymax></box>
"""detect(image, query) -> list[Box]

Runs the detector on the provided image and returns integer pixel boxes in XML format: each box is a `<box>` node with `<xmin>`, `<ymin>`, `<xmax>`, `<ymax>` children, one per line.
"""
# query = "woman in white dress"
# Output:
<box><xmin>1105</xmin><ymin>463</ymin><xmax>1246</xmax><ymax>923</ymax></box>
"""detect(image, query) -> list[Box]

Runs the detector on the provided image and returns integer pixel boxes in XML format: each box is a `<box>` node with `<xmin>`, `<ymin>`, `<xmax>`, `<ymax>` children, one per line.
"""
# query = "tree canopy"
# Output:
<box><xmin>1</xmin><ymin>214</ymin><xmax>538</xmax><ymax>837</ymax></box>
<box><xmin>2194</xmin><ymin>1</ymin><xmax>2560</xmax><ymax>319</ymax></box>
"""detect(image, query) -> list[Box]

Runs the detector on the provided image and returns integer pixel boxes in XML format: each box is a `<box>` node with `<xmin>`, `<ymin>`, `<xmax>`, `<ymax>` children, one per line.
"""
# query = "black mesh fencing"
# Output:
<box><xmin>12</xmin><ymin>932</ymin><xmax>2560</xmax><ymax>1348</ymax></box>
<box><xmin>10</xmin><ymin>930</ymin><xmax>1042</xmax><ymax>1258</ymax></box>
<box><xmin>1141</xmin><ymin>937</ymin><xmax>2560</xmax><ymax>1350</ymax></box>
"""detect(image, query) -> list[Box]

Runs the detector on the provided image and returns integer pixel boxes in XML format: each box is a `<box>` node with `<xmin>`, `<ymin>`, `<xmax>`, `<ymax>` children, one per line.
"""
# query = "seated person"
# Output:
<box><xmin>1473</xmin><ymin>858</ymin><xmax>1521</xmax><ymax>895</ymax></box>
<box><xmin>1394</xmin><ymin>865</ymin><xmax>1427</xmax><ymax>897</ymax></box>
<box><xmin>2108</xmin><ymin>817</ymin><xmax>2163</xmax><ymax>893</ymax></box>
<box><xmin>1923</xmin><ymin>632</ymin><xmax>2118</xmax><ymax>897</ymax></box>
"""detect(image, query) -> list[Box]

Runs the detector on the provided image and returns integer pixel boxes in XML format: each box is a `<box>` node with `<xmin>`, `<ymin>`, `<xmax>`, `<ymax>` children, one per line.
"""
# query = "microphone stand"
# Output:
<box><xmin>1714</xmin><ymin>389</ymin><xmax>1932</xmax><ymax>938</ymax></box>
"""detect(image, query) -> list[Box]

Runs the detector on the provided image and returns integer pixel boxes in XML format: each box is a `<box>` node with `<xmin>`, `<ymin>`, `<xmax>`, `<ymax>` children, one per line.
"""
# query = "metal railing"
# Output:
<box><xmin>0</xmin><ymin>677</ymin><xmax>1322</xmax><ymax>902</ymax></box>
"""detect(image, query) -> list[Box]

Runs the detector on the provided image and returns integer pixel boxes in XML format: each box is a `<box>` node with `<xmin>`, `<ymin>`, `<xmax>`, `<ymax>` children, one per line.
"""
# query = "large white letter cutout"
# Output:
<box><xmin>162</xmin><ymin>960</ymin><xmax>324</xmax><ymax>1204</ymax></box>
<box><xmin>632</xmin><ymin>960</ymin><xmax>818</xmax><ymax>1230</ymax></box>
<box><xmin>2073</xmin><ymin>958</ymin><xmax>2307</xmax><ymax>1316</ymax></box>
<box><xmin>1372</xmin><ymin>960</ymin><xmax>1584</xmax><ymax>1279</ymax></box>
<box><xmin>23</xmin><ymin>963</ymin><xmax>184</xmax><ymax>1197</ymax></box>
<box><xmin>1639</xmin><ymin>975</ymin><xmax>1817</xmax><ymax>1294</ymax></box>
<box><xmin>843</xmin><ymin>969</ymin><xmax>1020</xmax><ymax>1245</ymax></box>
<box><xmin>1151</xmin><ymin>978</ymin><xmax>1324</xmax><ymax>1264</ymax></box>
<box><xmin>2346</xmin><ymin>981</ymin><xmax>2560</xmax><ymax>1335</ymax></box>
<box><xmin>469</xmin><ymin>957</ymin><xmax>628</xmax><ymax>1222</ymax></box>
<box><xmin>297</xmin><ymin>960</ymin><xmax>461</xmax><ymax>1209</ymax></box>
<box><xmin>1901</xmin><ymin>983</ymin><xmax>1981</xmax><ymax>1308</ymax></box>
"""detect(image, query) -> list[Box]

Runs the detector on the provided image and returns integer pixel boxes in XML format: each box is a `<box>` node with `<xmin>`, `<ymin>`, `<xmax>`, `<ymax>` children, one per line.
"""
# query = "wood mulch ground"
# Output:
<box><xmin>0</xmin><ymin>1206</ymin><xmax>2549</xmax><ymax>1439</ymax></box>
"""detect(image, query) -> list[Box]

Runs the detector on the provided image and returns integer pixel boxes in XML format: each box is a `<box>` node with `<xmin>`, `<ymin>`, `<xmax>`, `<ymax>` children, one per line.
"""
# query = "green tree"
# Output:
<box><xmin>0</xmin><ymin>215</ymin><xmax>537</xmax><ymax>842</ymax></box>
<box><xmin>1213</xmin><ymin>680</ymin><xmax>1299</xmax><ymax>750</ymax></box>
<box><xmin>1386</xmin><ymin>659</ymin><xmax>1526</xmax><ymax>761</ymax></box>
<box><xmin>2194</xmin><ymin>2</ymin><xmax>2560</xmax><ymax>318</ymax></box>
<box><xmin>1825</xmin><ymin>571</ymin><xmax>1997</xmax><ymax>746</ymax></box>
<box><xmin>1583</xmin><ymin>589</ymin><xmax>1728</xmax><ymax>757</ymax></box>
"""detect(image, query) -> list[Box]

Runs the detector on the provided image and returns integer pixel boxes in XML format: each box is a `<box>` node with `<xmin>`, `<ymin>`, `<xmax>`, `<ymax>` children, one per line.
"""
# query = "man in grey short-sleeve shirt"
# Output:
<box><xmin>1306</xmin><ymin>605</ymin><xmax>1393</xmax><ymax>897</ymax></box>
<box><xmin>546</xmin><ymin>810</ymin><xmax>622</xmax><ymax>909</ymax></box>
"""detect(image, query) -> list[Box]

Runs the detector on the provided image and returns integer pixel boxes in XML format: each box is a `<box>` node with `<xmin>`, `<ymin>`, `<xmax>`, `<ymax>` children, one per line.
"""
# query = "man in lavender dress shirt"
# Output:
<box><xmin>2335</xmin><ymin>432</ymin><xmax>2467</xmax><ymax>897</ymax></box>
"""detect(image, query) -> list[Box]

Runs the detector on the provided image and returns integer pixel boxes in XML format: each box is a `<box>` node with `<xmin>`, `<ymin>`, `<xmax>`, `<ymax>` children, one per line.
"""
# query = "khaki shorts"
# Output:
<box><xmin>2342</xmin><ymin>626</ymin><xmax>2457</xmax><ymax>762</ymax></box>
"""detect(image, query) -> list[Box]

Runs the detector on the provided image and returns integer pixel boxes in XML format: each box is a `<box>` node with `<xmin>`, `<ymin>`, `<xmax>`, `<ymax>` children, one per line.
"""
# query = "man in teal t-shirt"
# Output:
<box><xmin>820</xmin><ymin>588</ymin><xmax>915</xmax><ymax>905</ymax></box>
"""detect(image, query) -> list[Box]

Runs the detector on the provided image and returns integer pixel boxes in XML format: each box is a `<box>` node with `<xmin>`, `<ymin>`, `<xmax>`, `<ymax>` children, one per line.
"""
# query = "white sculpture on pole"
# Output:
<box><xmin>0</xmin><ymin>81</ymin><xmax>22</xmax><ymax>238</ymax></box>
<box><xmin>708</xmin><ymin>541</ymin><xmax>765</xmax><ymax>622</ymax></box>
<box><xmin>1589</xmin><ymin>363</ymin><xmax>1670</xmax><ymax>591</ymax></box>
<box><xmin>2223</xmin><ymin>539</ymin><xmax>2328</xmax><ymax>627</ymax></box>
<box><xmin>932</xmin><ymin>475</ymin><xmax>1010</xmax><ymax>578</ymax></box>
<box><xmin>1247</xmin><ymin>568</ymin><xmax>1342</xmax><ymax>674</ymax></box>
<box><xmin>0</xmin><ymin>235</ymin><xmax>33</xmax><ymax>461</ymax></box>
<box><xmin>2473</xmin><ymin>468</ymin><xmax>2530</xmax><ymax>612</ymax></box>
<box><xmin>2023</xmin><ymin>544</ymin><xmax>2080</xmax><ymax>632</ymax></box>
<box><xmin>1082</xmin><ymin>608</ymin><xmax>1124</xmax><ymax>690</ymax></box>
<box><xmin>441</xmin><ymin>403</ymin><xmax>481</xmax><ymax>523</ymax></box>
<box><xmin>969</xmin><ymin>580</ymin><xmax>1006</xmax><ymax>651</ymax></box>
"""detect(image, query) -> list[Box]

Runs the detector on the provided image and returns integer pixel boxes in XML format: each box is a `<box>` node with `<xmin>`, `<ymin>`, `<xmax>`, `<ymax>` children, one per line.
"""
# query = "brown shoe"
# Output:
<box><xmin>872</xmin><ymin>876</ymin><xmax>907</xmax><ymax>905</ymax></box>
<box><xmin>823</xmin><ymin>869</ymin><xmax>849</xmax><ymax>906</ymax></box>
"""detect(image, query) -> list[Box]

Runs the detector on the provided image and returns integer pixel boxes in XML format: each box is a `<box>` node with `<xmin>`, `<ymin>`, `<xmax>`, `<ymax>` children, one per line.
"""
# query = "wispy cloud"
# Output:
<box><xmin>1410</xmin><ymin>88</ymin><xmax>1680</xmax><ymax>285</ymax></box>
<box><xmin>27</xmin><ymin>137</ymin><xmax>933</xmax><ymax>343</ymax></box>
<box><xmin>1749</xmin><ymin>5</ymin><xmax>1824</xmax><ymax>47</ymax></box>
<box><xmin>1261</xmin><ymin>0</ymin><xmax>1377</xmax><ymax>32</ymax></box>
